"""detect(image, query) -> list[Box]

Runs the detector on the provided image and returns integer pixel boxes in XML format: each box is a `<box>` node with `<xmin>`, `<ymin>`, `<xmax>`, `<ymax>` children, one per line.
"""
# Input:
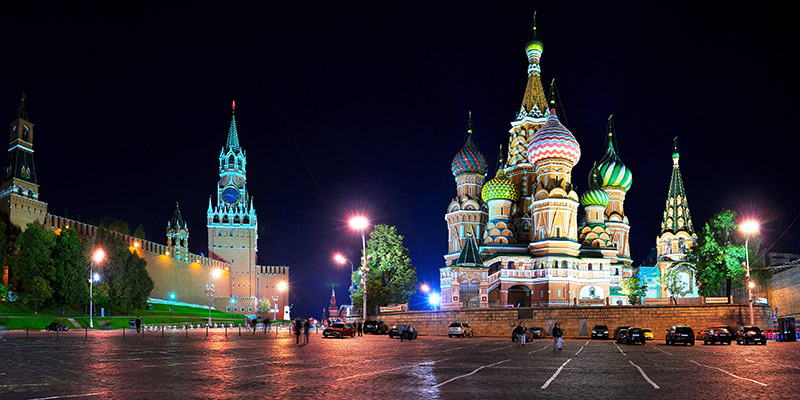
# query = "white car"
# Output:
<box><xmin>448</xmin><ymin>322</ymin><xmax>473</xmax><ymax>338</ymax></box>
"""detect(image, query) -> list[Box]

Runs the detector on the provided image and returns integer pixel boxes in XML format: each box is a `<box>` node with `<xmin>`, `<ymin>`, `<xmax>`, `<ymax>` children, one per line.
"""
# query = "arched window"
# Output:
<box><xmin>508</xmin><ymin>261</ymin><xmax>515</xmax><ymax>269</ymax></box>
<box><xmin>589</xmin><ymin>287</ymin><xmax>596</xmax><ymax>297</ymax></box>
<box><xmin>228</xmin><ymin>155</ymin><xmax>235</xmax><ymax>166</ymax></box>
<box><xmin>588</xmin><ymin>263</ymin><xmax>593</xmax><ymax>271</ymax></box>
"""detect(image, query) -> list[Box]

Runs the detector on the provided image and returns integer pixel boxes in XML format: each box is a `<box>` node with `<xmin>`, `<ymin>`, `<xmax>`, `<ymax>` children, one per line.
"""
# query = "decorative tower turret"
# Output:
<box><xmin>481</xmin><ymin>146</ymin><xmax>520</xmax><ymax>244</ymax></box>
<box><xmin>0</xmin><ymin>94</ymin><xmax>48</xmax><ymax>230</ymax></box>
<box><xmin>597</xmin><ymin>116</ymin><xmax>633</xmax><ymax>266</ymax></box>
<box><xmin>445</xmin><ymin>112</ymin><xmax>488</xmax><ymax>259</ymax></box>
<box><xmin>656</xmin><ymin>137</ymin><xmax>698</xmax><ymax>297</ymax></box>
<box><xmin>506</xmin><ymin>13</ymin><xmax>550</xmax><ymax>241</ymax></box>
<box><xmin>167</xmin><ymin>201</ymin><xmax>189</xmax><ymax>262</ymax></box>
<box><xmin>328</xmin><ymin>286</ymin><xmax>338</xmax><ymax>319</ymax></box>
<box><xmin>527</xmin><ymin>86</ymin><xmax>581</xmax><ymax>257</ymax></box>
<box><xmin>207</xmin><ymin>101</ymin><xmax>259</xmax><ymax>297</ymax></box>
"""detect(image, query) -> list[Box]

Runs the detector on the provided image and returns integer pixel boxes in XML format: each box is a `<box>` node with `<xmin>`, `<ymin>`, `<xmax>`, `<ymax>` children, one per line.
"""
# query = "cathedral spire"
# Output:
<box><xmin>17</xmin><ymin>92</ymin><xmax>28</xmax><ymax>121</ymax></box>
<box><xmin>169</xmin><ymin>201</ymin><xmax>186</xmax><ymax>230</ymax></box>
<box><xmin>661</xmin><ymin>137</ymin><xmax>693</xmax><ymax>235</ymax></box>
<box><xmin>517</xmin><ymin>11</ymin><xmax>548</xmax><ymax>120</ymax></box>
<box><xmin>226</xmin><ymin>101</ymin><xmax>240</xmax><ymax>152</ymax></box>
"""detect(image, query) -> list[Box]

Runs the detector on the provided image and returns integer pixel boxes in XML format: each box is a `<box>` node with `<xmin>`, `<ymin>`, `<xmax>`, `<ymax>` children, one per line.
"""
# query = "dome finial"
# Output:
<box><xmin>467</xmin><ymin>110</ymin><xmax>473</xmax><ymax>136</ymax></box>
<box><xmin>548</xmin><ymin>78</ymin><xmax>557</xmax><ymax>112</ymax></box>
<box><xmin>496</xmin><ymin>144</ymin><xmax>504</xmax><ymax>172</ymax></box>
<box><xmin>606</xmin><ymin>114</ymin><xmax>616</xmax><ymax>149</ymax></box>
<box><xmin>672</xmin><ymin>136</ymin><xmax>680</xmax><ymax>165</ymax></box>
<box><xmin>530</xmin><ymin>11</ymin><xmax>539</xmax><ymax>41</ymax></box>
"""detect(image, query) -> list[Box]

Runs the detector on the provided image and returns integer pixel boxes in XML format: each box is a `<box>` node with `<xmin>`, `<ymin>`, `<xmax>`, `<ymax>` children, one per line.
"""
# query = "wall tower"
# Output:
<box><xmin>166</xmin><ymin>201</ymin><xmax>189</xmax><ymax>263</ymax></box>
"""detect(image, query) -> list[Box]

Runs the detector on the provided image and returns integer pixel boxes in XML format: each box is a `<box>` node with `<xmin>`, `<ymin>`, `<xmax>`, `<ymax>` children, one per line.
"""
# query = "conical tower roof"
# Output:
<box><xmin>226</xmin><ymin>101</ymin><xmax>240</xmax><ymax>153</ymax></box>
<box><xmin>169</xmin><ymin>201</ymin><xmax>186</xmax><ymax>230</ymax></box>
<box><xmin>661</xmin><ymin>137</ymin><xmax>694</xmax><ymax>235</ymax></box>
<box><xmin>455</xmin><ymin>230</ymin><xmax>484</xmax><ymax>268</ymax></box>
<box><xmin>517</xmin><ymin>11</ymin><xmax>548</xmax><ymax>120</ymax></box>
<box><xmin>16</xmin><ymin>93</ymin><xmax>28</xmax><ymax>121</ymax></box>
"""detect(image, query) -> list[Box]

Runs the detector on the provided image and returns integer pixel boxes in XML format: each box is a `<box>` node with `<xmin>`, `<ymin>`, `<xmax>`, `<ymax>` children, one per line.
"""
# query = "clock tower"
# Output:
<box><xmin>207</xmin><ymin>101</ymin><xmax>258</xmax><ymax>298</ymax></box>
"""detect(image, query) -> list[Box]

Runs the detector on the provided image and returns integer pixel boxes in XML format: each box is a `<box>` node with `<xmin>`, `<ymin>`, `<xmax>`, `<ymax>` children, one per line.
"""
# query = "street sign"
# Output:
<box><xmin>773</xmin><ymin>314</ymin><xmax>778</xmax><ymax>320</ymax></box>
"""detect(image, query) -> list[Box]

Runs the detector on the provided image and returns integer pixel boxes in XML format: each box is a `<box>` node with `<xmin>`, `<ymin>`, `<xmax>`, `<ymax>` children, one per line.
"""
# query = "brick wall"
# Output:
<box><xmin>769</xmin><ymin>267</ymin><xmax>800</xmax><ymax>318</ymax></box>
<box><xmin>377</xmin><ymin>304</ymin><xmax>771</xmax><ymax>337</ymax></box>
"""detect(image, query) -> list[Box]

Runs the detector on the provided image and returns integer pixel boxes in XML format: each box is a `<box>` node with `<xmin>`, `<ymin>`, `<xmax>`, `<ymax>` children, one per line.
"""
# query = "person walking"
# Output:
<box><xmin>552</xmin><ymin>323</ymin><xmax>563</xmax><ymax>350</ymax></box>
<box><xmin>303</xmin><ymin>319</ymin><xmax>310</xmax><ymax>344</ymax></box>
<box><xmin>294</xmin><ymin>318</ymin><xmax>302</xmax><ymax>345</ymax></box>
<box><xmin>357</xmin><ymin>320</ymin><xmax>363</xmax><ymax>336</ymax></box>
<box><xmin>513</xmin><ymin>323</ymin><xmax>524</xmax><ymax>345</ymax></box>
<box><xmin>520</xmin><ymin>323</ymin><xmax>527</xmax><ymax>346</ymax></box>
<box><xmin>135</xmin><ymin>316</ymin><xmax>142</xmax><ymax>333</ymax></box>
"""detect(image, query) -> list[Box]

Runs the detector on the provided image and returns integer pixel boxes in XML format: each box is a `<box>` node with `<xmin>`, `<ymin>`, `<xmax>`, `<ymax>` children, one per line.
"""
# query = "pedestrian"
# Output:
<box><xmin>135</xmin><ymin>316</ymin><xmax>142</xmax><ymax>333</ymax></box>
<box><xmin>399</xmin><ymin>324</ymin><xmax>407</xmax><ymax>342</ymax></box>
<box><xmin>552</xmin><ymin>323</ymin><xmax>563</xmax><ymax>350</ymax></box>
<box><xmin>294</xmin><ymin>318</ymin><xmax>302</xmax><ymax>344</ymax></box>
<box><xmin>520</xmin><ymin>323</ymin><xmax>527</xmax><ymax>346</ymax></box>
<box><xmin>303</xmin><ymin>318</ymin><xmax>310</xmax><ymax>344</ymax></box>
<box><xmin>357</xmin><ymin>320</ymin><xmax>363</xmax><ymax>336</ymax></box>
<box><xmin>513</xmin><ymin>323</ymin><xmax>524</xmax><ymax>345</ymax></box>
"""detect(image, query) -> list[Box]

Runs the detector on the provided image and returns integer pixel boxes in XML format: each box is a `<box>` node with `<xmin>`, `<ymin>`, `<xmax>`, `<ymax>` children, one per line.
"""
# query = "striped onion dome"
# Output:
<box><xmin>527</xmin><ymin>108</ymin><xmax>581</xmax><ymax>166</ymax></box>
<box><xmin>481</xmin><ymin>168</ymin><xmax>519</xmax><ymax>203</ymax></box>
<box><xmin>581</xmin><ymin>162</ymin><xmax>610</xmax><ymax>206</ymax></box>
<box><xmin>597</xmin><ymin>131</ymin><xmax>632</xmax><ymax>191</ymax></box>
<box><xmin>451</xmin><ymin>134</ymin><xmax>487</xmax><ymax>177</ymax></box>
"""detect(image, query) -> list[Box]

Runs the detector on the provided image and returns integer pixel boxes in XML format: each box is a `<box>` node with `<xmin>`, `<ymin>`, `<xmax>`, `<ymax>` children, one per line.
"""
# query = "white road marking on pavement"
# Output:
<box><xmin>336</xmin><ymin>358</ymin><xmax>451</xmax><ymax>381</ymax></box>
<box><xmin>0</xmin><ymin>383</ymin><xmax>50</xmax><ymax>387</ymax></box>
<box><xmin>433</xmin><ymin>359</ymin><xmax>511</xmax><ymax>388</ymax></box>
<box><xmin>655</xmin><ymin>347</ymin><xmax>672</xmax><ymax>356</ymax></box>
<box><xmin>541</xmin><ymin>358</ymin><xmax>572</xmax><ymax>389</ymax></box>
<box><xmin>481</xmin><ymin>345</ymin><xmax>513</xmax><ymax>353</ymax></box>
<box><xmin>690</xmin><ymin>360</ymin><xmax>768</xmax><ymax>386</ymax></box>
<box><xmin>585</xmin><ymin>340</ymin><xmax>590</xmax><ymax>345</ymax></box>
<box><xmin>528</xmin><ymin>346</ymin><xmax>548</xmax><ymax>354</ymax></box>
<box><xmin>629</xmin><ymin>360</ymin><xmax>660</xmax><ymax>389</ymax></box>
<box><xmin>745</xmin><ymin>359</ymin><xmax>800</xmax><ymax>370</ymax></box>
<box><xmin>613</xmin><ymin>342</ymin><xmax>626</xmax><ymax>355</ymax></box>
<box><xmin>574</xmin><ymin>346</ymin><xmax>584</xmax><ymax>356</ymax></box>
<box><xmin>29</xmin><ymin>393</ymin><xmax>102</xmax><ymax>400</ymax></box>
<box><xmin>441</xmin><ymin>342</ymin><xmax>483</xmax><ymax>353</ymax></box>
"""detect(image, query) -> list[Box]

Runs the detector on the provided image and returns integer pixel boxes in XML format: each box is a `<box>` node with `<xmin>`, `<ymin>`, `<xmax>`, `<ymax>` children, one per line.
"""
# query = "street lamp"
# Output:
<box><xmin>740</xmin><ymin>220</ymin><xmax>760</xmax><ymax>326</ymax></box>
<box><xmin>272</xmin><ymin>281</ymin><xmax>288</xmax><ymax>321</ymax></box>
<box><xmin>206</xmin><ymin>268</ymin><xmax>221</xmax><ymax>326</ymax></box>
<box><xmin>89</xmin><ymin>248</ymin><xmax>105</xmax><ymax>328</ymax></box>
<box><xmin>334</xmin><ymin>253</ymin><xmax>355</xmax><ymax>299</ymax></box>
<box><xmin>348</xmin><ymin>216</ymin><xmax>370</xmax><ymax>322</ymax></box>
<box><xmin>429</xmin><ymin>292</ymin><xmax>441</xmax><ymax>310</ymax></box>
<box><xmin>420</xmin><ymin>283</ymin><xmax>430</xmax><ymax>293</ymax></box>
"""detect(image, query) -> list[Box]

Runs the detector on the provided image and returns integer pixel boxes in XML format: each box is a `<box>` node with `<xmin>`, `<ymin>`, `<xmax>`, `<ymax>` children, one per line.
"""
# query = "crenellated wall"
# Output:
<box><xmin>377</xmin><ymin>304</ymin><xmax>771</xmax><ymax>337</ymax></box>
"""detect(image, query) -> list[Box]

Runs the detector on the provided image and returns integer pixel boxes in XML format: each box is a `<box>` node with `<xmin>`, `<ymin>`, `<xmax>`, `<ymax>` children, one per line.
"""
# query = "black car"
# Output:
<box><xmin>591</xmin><ymin>324</ymin><xmax>609</xmax><ymax>339</ymax></box>
<box><xmin>736</xmin><ymin>326</ymin><xmax>767</xmax><ymax>345</ymax></box>
<box><xmin>363</xmin><ymin>319</ymin><xmax>388</xmax><ymax>335</ymax></box>
<box><xmin>624</xmin><ymin>327</ymin><xmax>646</xmax><ymax>345</ymax></box>
<box><xmin>529</xmin><ymin>326</ymin><xmax>544</xmax><ymax>339</ymax></box>
<box><xmin>612</xmin><ymin>325</ymin><xmax>630</xmax><ymax>340</ymax></box>
<box><xmin>388</xmin><ymin>324</ymin><xmax>417</xmax><ymax>340</ymax></box>
<box><xmin>45</xmin><ymin>322</ymin><xmax>69</xmax><ymax>332</ymax></box>
<box><xmin>666</xmin><ymin>325</ymin><xmax>695</xmax><ymax>346</ymax></box>
<box><xmin>616</xmin><ymin>328</ymin><xmax>629</xmax><ymax>343</ymax></box>
<box><xmin>700</xmin><ymin>327</ymin><xmax>732</xmax><ymax>345</ymax></box>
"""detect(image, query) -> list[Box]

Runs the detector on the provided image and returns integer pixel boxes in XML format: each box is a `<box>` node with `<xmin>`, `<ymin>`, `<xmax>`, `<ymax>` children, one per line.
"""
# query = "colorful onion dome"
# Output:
<box><xmin>581</xmin><ymin>163</ymin><xmax>610</xmax><ymax>206</ymax></box>
<box><xmin>527</xmin><ymin>107</ymin><xmax>581</xmax><ymax>166</ymax></box>
<box><xmin>597</xmin><ymin>118</ymin><xmax>632</xmax><ymax>191</ymax></box>
<box><xmin>451</xmin><ymin>113</ymin><xmax>488</xmax><ymax>177</ymax></box>
<box><xmin>481</xmin><ymin>168</ymin><xmax>519</xmax><ymax>203</ymax></box>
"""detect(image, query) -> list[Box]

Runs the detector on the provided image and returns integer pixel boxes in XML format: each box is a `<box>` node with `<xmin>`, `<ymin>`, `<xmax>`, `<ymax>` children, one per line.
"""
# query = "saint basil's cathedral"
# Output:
<box><xmin>439</xmin><ymin>17</ymin><xmax>698</xmax><ymax>309</ymax></box>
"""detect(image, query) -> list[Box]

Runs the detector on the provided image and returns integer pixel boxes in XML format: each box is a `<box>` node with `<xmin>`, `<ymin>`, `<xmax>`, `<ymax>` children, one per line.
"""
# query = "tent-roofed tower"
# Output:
<box><xmin>445</xmin><ymin>111</ymin><xmax>489</xmax><ymax>260</ymax></box>
<box><xmin>440</xmin><ymin>230</ymin><xmax>489</xmax><ymax>309</ymax></box>
<box><xmin>1</xmin><ymin>94</ymin><xmax>48</xmax><ymax>230</ymax></box>
<box><xmin>656</xmin><ymin>137</ymin><xmax>698</xmax><ymax>298</ymax></box>
<box><xmin>167</xmin><ymin>201</ymin><xmax>189</xmax><ymax>262</ymax></box>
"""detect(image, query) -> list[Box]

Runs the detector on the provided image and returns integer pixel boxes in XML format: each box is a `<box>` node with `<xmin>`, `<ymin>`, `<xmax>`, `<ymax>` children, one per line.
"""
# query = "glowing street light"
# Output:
<box><xmin>420</xmin><ymin>283</ymin><xmax>430</xmax><ymax>293</ymax></box>
<box><xmin>272</xmin><ymin>281</ymin><xmax>288</xmax><ymax>321</ymax></box>
<box><xmin>348</xmin><ymin>215</ymin><xmax>370</xmax><ymax>322</ymax></box>
<box><xmin>429</xmin><ymin>293</ymin><xmax>441</xmax><ymax>310</ymax></box>
<box><xmin>740</xmin><ymin>219</ymin><xmax>760</xmax><ymax>326</ymax></box>
<box><xmin>89</xmin><ymin>248</ymin><xmax>105</xmax><ymax>328</ymax></box>
<box><xmin>334</xmin><ymin>253</ymin><xmax>356</xmax><ymax>298</ymax></box>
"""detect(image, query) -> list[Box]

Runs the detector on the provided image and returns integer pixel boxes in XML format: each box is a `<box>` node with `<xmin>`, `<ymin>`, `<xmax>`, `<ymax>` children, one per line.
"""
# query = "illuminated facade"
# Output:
<box><xmin>1</xmin><ymin>98</ymin><xmax>289</xmax><ymax>316</ymax></box>
<box><xmin>440</xmin><ymin>18</ymin><xmax>633</xmax><ymax>308</ymax></box>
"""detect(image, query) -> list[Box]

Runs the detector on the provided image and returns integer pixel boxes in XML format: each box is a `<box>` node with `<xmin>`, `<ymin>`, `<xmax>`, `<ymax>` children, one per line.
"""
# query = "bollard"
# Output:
<box><xmin>206</xmin><ymin>326</ymin><xmax>208</xmax><ymax>339</ymax></box>
<box><xmin>143</xmin><ymin>327</ymin><xmax>145</xmax><ymax>339</ymax></box>
<box><xmin>123</xmin><ymin>327</ymin><xmax>125</xmax><ymax>340</ymax></box>
<box><xmin>239</xmin><ymin>325</ymin><xmax>241</xmax><ymax>336</ymax></box>
<box><xmin>84</xmin><ymin>327</ymin><xmax>88</xmax><ymax>342</ymax></box>
<box><xmin>56</xmin><ymin>327</ymin><xmax>59</xmax><ymax>341</ymax></box>
<box><xmin>162</xmin><ymin>325</ymin><xmax>164</xmax><ymax>339</ymax></box>
<box><xmin>225</xmin><ymin>325</ymin><xmax>227</xmax><ymax>338</ymax></box>
<box><xmin>26</xmin><ymin>326</ymin><xmax>29</xmax><ymax>340</ymax></box>
<box><xmin>185</xmin><ymin>325</ymin><xmax>188</xmax><ymax>338</ymax></box>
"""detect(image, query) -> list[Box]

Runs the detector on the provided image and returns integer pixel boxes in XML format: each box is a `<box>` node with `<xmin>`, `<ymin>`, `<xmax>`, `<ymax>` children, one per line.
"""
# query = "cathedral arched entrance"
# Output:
<box><xmin>460</xmin><ymin>280</ymin><xmax>480</xmax><ymax>308</ymax></box>
<box><xmin>508</xmin><ymin>285</ymin><xmax>531</xmax><ymax>307</ymax></box>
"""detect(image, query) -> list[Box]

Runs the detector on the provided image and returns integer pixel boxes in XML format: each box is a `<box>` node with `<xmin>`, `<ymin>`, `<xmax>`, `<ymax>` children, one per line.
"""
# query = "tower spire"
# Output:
<box><xmin>226</xmin><ymin>101</ymin><xmax>240</xmax><ymax>152</ymax></box>
<box><xmin>662</xmin><ymin>137</ymin><xmax>693</xmax><ymax>234</ymax></box>
<box><xmin>672</xmin><ymin>136</ymin><xmax>680</xmax><ymax>165</ymax></box>
<box><xmin>17</xmin><ymin>92</ymin><xmax>28</xmax><ymax>121</ymax></box>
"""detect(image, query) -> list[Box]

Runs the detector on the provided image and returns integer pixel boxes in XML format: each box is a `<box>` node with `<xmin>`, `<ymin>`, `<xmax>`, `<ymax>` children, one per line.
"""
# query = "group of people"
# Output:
<box><xmin>512</xmin><ymin>322</ymin><xmax>564</xmax><ymax>350</ymax></box>
<box><xmin>294</xmin><ymin>318</ymin><xmax>311</xmax><ymax>344</ymax></box>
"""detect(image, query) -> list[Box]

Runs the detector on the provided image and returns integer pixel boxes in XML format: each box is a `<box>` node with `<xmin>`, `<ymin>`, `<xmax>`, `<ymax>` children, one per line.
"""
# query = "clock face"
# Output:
<box><xmin>222</xmin><ymin>186</ymin><xmax>240</xmax><ymax>205</ymax></box>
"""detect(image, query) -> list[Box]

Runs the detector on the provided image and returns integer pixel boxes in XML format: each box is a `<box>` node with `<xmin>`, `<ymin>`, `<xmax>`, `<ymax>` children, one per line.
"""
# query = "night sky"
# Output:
<box><xmin>2</xmin><ymin>3</ymin><xmax>798</xmax><ymax>318</ymax></box>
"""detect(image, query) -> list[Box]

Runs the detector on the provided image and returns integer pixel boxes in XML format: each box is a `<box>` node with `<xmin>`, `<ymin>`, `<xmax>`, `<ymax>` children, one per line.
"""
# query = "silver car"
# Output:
<box><xmin>448</xmin><ymin>322</ymin><xmax>473</xmax><ymax>338</ymax></box>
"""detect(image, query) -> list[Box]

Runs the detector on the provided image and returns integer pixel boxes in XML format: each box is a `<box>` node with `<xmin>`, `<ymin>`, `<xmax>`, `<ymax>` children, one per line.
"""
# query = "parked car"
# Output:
<box><xmin>448</xmin><ymin>322</ymin><xmax>473</xmax><ymax>338</ymax></box>
<box><xmin>624</xmin><ymin>327</ymin><xmax>646</xmax><ymax>345</ymax></box>
<box><xmin>699</xmin><ymin>327</ymin><xmax>732</xmax><ymax>345</ymax></box>
<box><xmin>764</xmin><ymin>328</ymin><xmax>778</xmax><ymax>340</ymax></box>
<box><xmin>591</xmin><ymin>324</ymin><xmax>609</xmax><ymax>339</ymax></box>
<box><xmin>45</xmin><ymin>322</ymin><xmax>69</xmax><ymax>332</ymax></box>
<box><xmin>612</xmin><ymin>325</ymin><xmax>630</xmax><ymax>340</ymax></box>
<box><xmin>388</xmin><ymin>324</ymin><xmax>418</xmax><ymax>340</ymax></box>
<box><xmin>736</xmin><ymin>326</ymin><xmax>767</xmax><ymax>345</ymax></box>
<box><xmin>616</xmin><ymin>328</ymin><xmax>629</xmax><ymax>343</ymax></box>
<box><xmin>666</xmin><ymin>325</ymin><xmax>695</xmax><ymax>346</ymax></box>
<box><xmin>529</xmin><ymin>326</ymin><xmax>544</xmax><ymax>339</ymax></box>
<box><xmin>323</xmin><ymin>323</ymin><xmax>355</xmax><ymax>338</ymax></box>
<box><xmin>642</xmin><ymin>328</ymin><xmax>654</xmax><ymax>341</ymax></box>
<box><xmin>363</xmin><ymin>319</ymin><xmax>388</xmax><ymax>335</ymax></box>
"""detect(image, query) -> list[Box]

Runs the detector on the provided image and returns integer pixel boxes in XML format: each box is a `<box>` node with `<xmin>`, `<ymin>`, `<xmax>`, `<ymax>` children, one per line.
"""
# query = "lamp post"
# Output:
<box><xmin>740</xmin><ymin>220</ymin><xmax>760</xmax><ymax>326</ymax></box>
<box><xmin>89</xmin><ymin>249</ymin><xmax>105</xmax><ymax>328</ymax></box>
<box><xmin>272</xmin><ymin>281</ymin><xmax>288</xmax><ymax>321</ymax></box>
<box><xmin>348</xmin><ymin>216</ymin><xmax>370</xmax><ymax>322</ymax></box>
<box><xmin>334</xmin><ymin>253</ymin><xmax>356</xmax><ymax>300</ymax></box>
<box><xmin>206</xmin><ymin>268</ymin><xmax>221</xmax><ymax>326</ymax></box>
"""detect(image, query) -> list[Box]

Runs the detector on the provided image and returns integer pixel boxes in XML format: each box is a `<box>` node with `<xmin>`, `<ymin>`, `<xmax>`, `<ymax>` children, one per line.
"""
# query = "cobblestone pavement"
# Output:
<box><xmin>1</xmin><ymin>328</ymin><xmax>799</xmax><ymax>399</ymax></box>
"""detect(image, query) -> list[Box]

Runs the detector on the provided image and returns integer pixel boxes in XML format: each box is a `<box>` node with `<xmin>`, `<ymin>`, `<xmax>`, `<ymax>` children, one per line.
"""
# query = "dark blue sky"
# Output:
<box><xmin>2</xmin><ymin>3</ymin><xmax>798</xmax><ymax>318</ymax></box>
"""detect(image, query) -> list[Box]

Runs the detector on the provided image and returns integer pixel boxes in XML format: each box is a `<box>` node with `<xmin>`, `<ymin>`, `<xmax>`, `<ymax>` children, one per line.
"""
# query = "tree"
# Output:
<box><xmin>95</xmin><ymin>228</ymin><xmax>154</xmax><ymax>314</ymax></box>
<box><xmin>99</xmin><ymin>217</ymin><xmax>130</xmax><ymax>236</ymax></box>
<box><xmin>351</xmin><ymin>224</ymin><xmax>417</xmax><ymax>313</ymax></box>
<box><xmin>660</xmin><ymin>266</ymin><xmax>691</xmax><ymax>304</ymax></box>
<box><xmin>690</xmin><ymin>210</ymin><xmax>765</xmax><ymax>297</ymax></box>
<box><xmin>51</xmin><ymin>227</ymin><xmax>87</xmax><ymax>314</ymax></box>
<box><xmin>0</xmin><ymin>280</ymin><xmax>8</xmax><ymax>301</ymax></box>
<box><xmin>133</xmin><ymin>225</ymin><xmax>146</xmax><ymax>240</ymax></box>
<box><xmin>257</xmin><ymin>298</ymin><xmax>271</xmax><ymax>316</ymax></box>
<box><xmin>622</xmin><ymin>276</ymin><xmax>647</xmax><ymax>305</ymax></box>
<box><xmin>13</xmin><ymin>224</ymin><xmax>56</xmax><ymax>314</ymax></box>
